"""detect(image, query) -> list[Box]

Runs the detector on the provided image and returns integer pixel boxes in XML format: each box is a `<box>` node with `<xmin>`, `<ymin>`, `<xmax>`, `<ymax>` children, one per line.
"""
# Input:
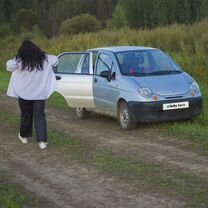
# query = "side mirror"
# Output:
<box><xmin>100</xmin><ymin>70</ymin><xmax>111</xmax><ymax>81</ymax></box>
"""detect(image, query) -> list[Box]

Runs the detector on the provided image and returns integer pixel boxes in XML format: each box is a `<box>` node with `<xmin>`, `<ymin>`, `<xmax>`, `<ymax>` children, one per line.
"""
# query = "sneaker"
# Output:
<box><xmin>39</xmin><ymin>142</ymin><xmax>48</xmax><ymax>150</ymax></box>
<box><xmin>18</xmin><ymin>133</ymin><xmax>28</xmax><ymax>144</ymax></box>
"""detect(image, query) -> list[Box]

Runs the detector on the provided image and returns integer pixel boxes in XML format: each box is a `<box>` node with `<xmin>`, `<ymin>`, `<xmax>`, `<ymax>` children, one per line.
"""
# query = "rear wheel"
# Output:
<box><xmin>76</xmin><ymin>107</ymin><xmax>89</xmax><ymax>119</ymax></box>
<box><xmin>118</xmin><ymin>101</ymin><xmax>136</xmax><ymax>130</ymax></box>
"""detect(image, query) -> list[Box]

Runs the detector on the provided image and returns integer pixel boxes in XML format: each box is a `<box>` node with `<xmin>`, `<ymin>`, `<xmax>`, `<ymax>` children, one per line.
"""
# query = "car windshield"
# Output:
<box><xmin>116</xmin><ymin>50</ymin><xmax>182</xmax><ymax>76</ymax></box>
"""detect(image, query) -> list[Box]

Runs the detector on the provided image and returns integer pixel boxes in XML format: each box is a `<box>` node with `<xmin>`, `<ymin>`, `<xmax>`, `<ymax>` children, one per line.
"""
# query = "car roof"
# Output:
<box><xmin>87</xmin><ymin>46</ymin><xmax>157</xmax><ymax>53</ymax></box>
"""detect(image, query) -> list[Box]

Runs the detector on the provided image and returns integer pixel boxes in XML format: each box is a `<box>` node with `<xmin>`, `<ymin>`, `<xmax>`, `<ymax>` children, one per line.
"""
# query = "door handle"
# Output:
<box><xmin>56</xmin><ymin>75</ymin><xmax>62</xmax><ymax>80</ymax></box>
<box><xmin>94</xmin><ymin>78</ymin><xmax>97</xmax><ymax>83</ymax></box>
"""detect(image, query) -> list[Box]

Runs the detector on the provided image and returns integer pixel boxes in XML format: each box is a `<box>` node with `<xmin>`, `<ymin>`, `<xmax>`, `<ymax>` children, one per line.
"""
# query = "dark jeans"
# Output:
<box><xmin>18</xmin><ymin>98</ymin><xmax>47</xmax><ymax>142</ymax></box>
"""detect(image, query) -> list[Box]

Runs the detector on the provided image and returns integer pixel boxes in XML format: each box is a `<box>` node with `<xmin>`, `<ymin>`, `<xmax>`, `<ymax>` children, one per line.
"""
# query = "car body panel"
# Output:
<box><xmin>55</xmin><ymin>52</ymin><xmax>95</xmax><ymax>108</ymax></box>
<box><xmin>128</xmin><ymin>73</ymin><xmax>189</xmax><ymax>96</ymax></box>
<box><xmin>57</xmin><ymin>74</ymin><xmax>95</xmax><ymax>107</ymax></box>
<box><xmin>92</xmin><ymin>51</ymin><xmax>121</xmax><ymax>114</ymax></box>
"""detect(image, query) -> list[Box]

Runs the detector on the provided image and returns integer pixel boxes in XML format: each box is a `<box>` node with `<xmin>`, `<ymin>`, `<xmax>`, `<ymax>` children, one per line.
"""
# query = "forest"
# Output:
<box><xmin>1</xmin><ymin>0</ymin><xmax>208</xmax><ymax>37</ymax></box>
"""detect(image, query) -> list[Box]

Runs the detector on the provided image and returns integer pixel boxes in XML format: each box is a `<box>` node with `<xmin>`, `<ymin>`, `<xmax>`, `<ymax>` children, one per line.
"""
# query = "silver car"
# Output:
<box><xmin>54</xmin><ymin>46</ymin><xmax>202</xmax><ymax>129</ymax></box>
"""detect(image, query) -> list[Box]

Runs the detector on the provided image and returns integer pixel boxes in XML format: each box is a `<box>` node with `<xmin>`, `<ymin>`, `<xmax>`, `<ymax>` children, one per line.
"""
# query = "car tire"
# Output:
<box><xmin>76</xmin><ymin>107</ymin><xmax>89</xmax><ymax>119</ymax></box>
<box><xmin>118</xmin><ymin>101</ymin><xmax>136</xmax><ymax>130</ymax></box>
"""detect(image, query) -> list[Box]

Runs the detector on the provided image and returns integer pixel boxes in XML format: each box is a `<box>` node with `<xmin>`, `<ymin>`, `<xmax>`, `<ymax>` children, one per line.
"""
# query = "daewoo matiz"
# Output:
<box><xmin>54</xmin><ymin>46</ymin><xmax>202</xmax><ymax>129</ymax></box>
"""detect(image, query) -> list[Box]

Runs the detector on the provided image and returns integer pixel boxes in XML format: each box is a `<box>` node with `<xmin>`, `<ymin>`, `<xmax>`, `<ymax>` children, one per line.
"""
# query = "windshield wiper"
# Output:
<box><xmin>123</xmin><ymin>72</ymin><xmax>148</xmax><ymax>76</ymax></box>
<box><xmin>148</xmin><ymin>70</ymin><xmax>182</xmax><ymax>75</ymax></box>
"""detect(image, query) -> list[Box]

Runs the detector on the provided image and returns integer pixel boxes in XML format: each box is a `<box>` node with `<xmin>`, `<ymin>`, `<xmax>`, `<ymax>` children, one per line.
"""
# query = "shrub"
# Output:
<box><xmin>12</xmin><ymin>9</ymin><xmax>37</xmax><ymax>32</ymax></box>
<box><xmin>60</xmin><ymin>13</ymin><xmax>102</xmax><ymax>35</ymax></box>
<box><xmin>0</xmin><ymin>24</ymin><xmax>12</xmax><ymax>38</ymax></box>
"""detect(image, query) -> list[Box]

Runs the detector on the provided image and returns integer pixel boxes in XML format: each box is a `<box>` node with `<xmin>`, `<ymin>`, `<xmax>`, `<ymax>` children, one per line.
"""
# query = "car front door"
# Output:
<box><xmin>54</xmin><ymin>52</ymin><xmax>95</xmax><ymax>108</ymax></box>
<box><xmin>93</xmin><ymin>52</ymin><xmax>119</xmax><ymax>113</ymax></box>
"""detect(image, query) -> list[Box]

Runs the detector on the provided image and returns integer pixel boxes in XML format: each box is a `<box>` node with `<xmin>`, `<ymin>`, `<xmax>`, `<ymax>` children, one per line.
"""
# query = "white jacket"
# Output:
<box><xmin>6</xmin><ymin>54</ymin><xmax>58</xmax><ymax>100</ymax></box>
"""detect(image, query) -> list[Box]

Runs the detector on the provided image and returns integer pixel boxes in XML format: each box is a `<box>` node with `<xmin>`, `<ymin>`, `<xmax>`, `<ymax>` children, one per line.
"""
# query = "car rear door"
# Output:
<box><xmin>54</xmin><ymin>52</ymin><xmax>95</xmax><ymax>108</ymax></box>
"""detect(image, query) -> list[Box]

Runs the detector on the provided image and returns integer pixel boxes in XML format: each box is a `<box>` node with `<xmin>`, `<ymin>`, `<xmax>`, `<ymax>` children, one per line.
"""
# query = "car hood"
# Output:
<box><xmin>129</xmin><ymin>73</ymin><xmax>190</xmax><ymax>96</ymax></box>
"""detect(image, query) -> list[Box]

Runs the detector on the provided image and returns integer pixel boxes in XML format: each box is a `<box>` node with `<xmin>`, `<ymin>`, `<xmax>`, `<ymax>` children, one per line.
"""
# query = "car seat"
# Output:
<box><xmin>122</xmin><ymin>53</ymin><xmax>136</xmax><ymax>74</ymax></box>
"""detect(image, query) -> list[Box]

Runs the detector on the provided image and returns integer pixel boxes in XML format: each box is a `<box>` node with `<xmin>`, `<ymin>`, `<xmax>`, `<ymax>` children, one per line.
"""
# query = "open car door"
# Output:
<box><xmin>54</xmin><ymin>52</ymin><xmax>95</xmax><ymax>108</ymax></box>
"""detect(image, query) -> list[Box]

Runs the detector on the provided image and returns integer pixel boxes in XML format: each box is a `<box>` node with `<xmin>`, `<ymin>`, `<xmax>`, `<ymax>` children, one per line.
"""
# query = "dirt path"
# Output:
<box><xmin>1</xmin><ymin>94</ymin><xmax>208</xmax><ymax>207</ymax></box>
<box><xmin>2</xmin><ymin>123</ymin><xmax>182</xmax><ymax>208</ymax></box>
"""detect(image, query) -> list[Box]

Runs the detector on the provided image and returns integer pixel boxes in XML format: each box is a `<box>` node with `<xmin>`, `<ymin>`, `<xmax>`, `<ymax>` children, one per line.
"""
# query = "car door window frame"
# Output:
<box><xmin>95</xmin><ymin>52</ymin><xmax>116</xmax><ymax>77</ymax></box>
<box><xmin>55</xmin><ymin>52</ymin><xmax>92</xmax><ymax>75</ymax></box>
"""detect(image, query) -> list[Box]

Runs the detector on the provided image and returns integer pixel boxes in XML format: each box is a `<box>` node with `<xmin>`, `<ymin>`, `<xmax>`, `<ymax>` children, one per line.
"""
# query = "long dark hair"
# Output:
<box><xmin>16</xmin><ymin>40</ymin><xmax>47</xmax><ymax>71</ymax></box>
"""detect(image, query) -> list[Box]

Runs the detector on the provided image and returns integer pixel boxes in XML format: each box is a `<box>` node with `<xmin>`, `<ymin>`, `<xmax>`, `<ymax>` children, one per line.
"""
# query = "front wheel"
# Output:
<box><xmin>118</xmin><ymin>101</ymin><xmax>136</xmax><ymax>130</ymax></box>
<box><xmin>76</xmin><ymin>107</ymin><xmax>89</xmax><ymax>119</ymax></box>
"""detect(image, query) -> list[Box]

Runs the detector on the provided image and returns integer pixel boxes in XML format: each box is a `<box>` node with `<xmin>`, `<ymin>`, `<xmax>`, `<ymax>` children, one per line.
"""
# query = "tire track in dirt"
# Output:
<box><xmin>47</xmin><ymin>106</ymin><xmax>208</xmax><ymax>179</ymax></box>
<box><xmin>0</xmin><ymin>120</ymin><xmax>183</xmax><ymax>208</ymax></box>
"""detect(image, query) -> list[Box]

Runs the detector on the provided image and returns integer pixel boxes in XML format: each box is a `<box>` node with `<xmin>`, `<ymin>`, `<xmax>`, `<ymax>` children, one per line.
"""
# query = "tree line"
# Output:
<box><xmin>120</xmin><ymin>0</ymin><xmax>208</xmax><ymax>29</ymax></box>
<box><xmin>0</xmin><ymin>0</ymin><xmax>208</xmax><ymax>37</ymax></box>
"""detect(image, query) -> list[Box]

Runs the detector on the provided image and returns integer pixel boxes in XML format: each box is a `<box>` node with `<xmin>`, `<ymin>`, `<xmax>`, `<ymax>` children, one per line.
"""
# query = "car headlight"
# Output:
<box><xmin>138</xmin><ymin>87</ymin><xmax>152</xmax><ymax>98</ymax></box>
<box><xmin>190</xmin><ymin>82</ymin><xmax>199</xmax><ymax>93</ymax></box>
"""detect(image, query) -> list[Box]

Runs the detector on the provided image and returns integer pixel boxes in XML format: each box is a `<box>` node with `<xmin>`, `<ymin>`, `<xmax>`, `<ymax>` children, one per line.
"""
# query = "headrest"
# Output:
<box><xmin>135</xmin><ymin>54</ymin><xmax>144</xmax><ymax>65</ymax></box>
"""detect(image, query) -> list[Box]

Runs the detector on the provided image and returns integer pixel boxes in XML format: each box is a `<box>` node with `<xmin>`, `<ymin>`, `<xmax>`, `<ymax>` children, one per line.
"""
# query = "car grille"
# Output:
<box><xmin>165</xmin><ymin>96</ymin><xmax>183</xmax><ymax>99</ymax></box>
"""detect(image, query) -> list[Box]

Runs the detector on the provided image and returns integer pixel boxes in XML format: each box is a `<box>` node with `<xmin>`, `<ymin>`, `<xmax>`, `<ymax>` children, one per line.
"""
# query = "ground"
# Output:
<box><xmin>0</xmin><ymin>94</ymin><xmax>208</xmax><ymax>208</ymax></box>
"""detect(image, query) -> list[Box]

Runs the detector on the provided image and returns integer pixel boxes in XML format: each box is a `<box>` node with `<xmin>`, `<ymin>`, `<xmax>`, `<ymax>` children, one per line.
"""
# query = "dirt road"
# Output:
<box><xmin>1</xmin><ymin>94</ymin><xmax>208</xmax><ymax>207</ymax></box>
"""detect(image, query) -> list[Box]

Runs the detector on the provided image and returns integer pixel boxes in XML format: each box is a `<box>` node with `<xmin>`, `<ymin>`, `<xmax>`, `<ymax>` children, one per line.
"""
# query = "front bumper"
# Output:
<box><xmin>128</xmin><ymin>97</ymin><xmax>203</xmax><ymax>123</ymax></box>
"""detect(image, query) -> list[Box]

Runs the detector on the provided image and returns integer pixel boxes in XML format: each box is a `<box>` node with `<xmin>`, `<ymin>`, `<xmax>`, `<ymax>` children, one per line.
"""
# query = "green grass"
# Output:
<box><xmin>0</xmin><ymin>108</ymin><xmax>19</xmax><ymax>124</ymax></box>
<box><xmin>0</xmin><ymin>70</ymin><xmax>10</xmax><ymax>93</ymax></box>
<box><xmin>163</xmin><ymin>81</ymin><xmax>208</xmax><ymax>149</ymax></box>
<box><xmin>0</xmin><ymin>173</ymin><xmax>40</xmax><ymax>208</ymax></box>
<box><xmin>47</xmin><ymin>92</ymin><xmax>70</xmax><ymax>110</ymax></box>
<box><xmin>0</xmin><ymin>175</ymin><xmax>27</xmax><ymax>208</ymax></box>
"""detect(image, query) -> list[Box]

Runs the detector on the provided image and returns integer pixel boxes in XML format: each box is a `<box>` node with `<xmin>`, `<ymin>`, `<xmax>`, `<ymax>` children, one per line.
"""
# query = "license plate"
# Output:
<box><xmin>163</xmin><ymin>101</ymin><xmax>189</xmax><ymax>111</ymax></box>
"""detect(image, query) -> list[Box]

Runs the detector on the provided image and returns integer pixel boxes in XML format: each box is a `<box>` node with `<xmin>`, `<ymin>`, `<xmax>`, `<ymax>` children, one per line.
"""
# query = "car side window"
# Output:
<box><xmin>57</xmin><ymin>53</ymin><xmax>90</xmax><ymax>74</ymax></box>
<box><xmin>96</xmin><ymin>53</ymin><xmax>114</xmax><ymax>75</ymax></box>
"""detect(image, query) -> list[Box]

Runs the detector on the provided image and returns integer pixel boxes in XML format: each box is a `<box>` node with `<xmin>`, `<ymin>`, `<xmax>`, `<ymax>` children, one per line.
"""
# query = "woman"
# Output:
<box><xmin>6</xmin><ymin>40</ymin><xmax>58</xmax><ymax>150</ymax></box>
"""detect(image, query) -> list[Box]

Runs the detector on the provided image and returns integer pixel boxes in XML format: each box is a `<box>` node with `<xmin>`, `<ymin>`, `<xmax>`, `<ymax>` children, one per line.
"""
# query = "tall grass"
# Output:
<box><xmin>1</xmin><ymin>19</ymin><xmax>208</xmax><ymax>82</ymax></box>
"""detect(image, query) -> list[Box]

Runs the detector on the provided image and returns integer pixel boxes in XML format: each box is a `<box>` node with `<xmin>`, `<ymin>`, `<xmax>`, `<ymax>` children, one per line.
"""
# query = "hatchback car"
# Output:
<box><xmin>54</xmin><ymin>46</ymin><xmax>202</xmax><ymax>129</ymax></box>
